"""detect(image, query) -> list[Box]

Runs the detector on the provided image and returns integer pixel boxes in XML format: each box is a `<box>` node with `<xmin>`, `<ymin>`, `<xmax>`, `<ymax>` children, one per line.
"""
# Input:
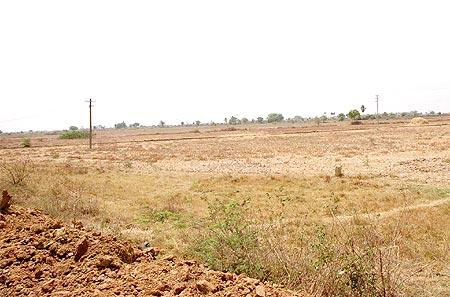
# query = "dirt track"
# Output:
<box><xmin>262</xmin><ymin>196</ymin><xmax>450</xmax><ymax>229</ymax></box>
<box><xmin>0</xmin><ymin>206</ymin><xmax>300</xmax><ymax>297</ymax></box>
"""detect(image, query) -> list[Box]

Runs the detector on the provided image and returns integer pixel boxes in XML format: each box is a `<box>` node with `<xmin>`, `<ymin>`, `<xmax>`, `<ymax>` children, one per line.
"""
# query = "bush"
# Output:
<box><xmin>36</xmin><ymin>176</ymin><xmax>98</xmax><ymax>219</ymax></box>
<box><xmin>21</xmin><ymin>138</ymin><xmax>31</xmax><ymax>148</ymax></box>
<box><xmin>189</xmin><ymin>200</ymin><xmax>266</xmax><ymax>278</ymax></box>
<box><xmin>351</xmin><ymin>120</ymin><xmax>363</xmax><ymax>125</ymax></box>
<box><xmin>0</xmin><ymin>160</ymin><xmax>33</xmax><ymax>185</ymax></box>
<box><xmin>59</xmin><ymin>130</ymin><xmax>90</xmax><ymax>139</ymax></box>
<box><xmin>188</xmin><ymin>200</ymin><xmax>402</xmax><ymax>296</ymax></box>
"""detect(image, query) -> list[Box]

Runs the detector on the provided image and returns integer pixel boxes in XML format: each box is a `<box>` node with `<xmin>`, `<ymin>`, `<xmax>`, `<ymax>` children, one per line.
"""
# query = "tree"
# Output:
<box><xmin>257</xmin><ymin>117</ymin><xmax>264</xmax><ymax>123</ymax></box>
<box><xmin>338</xmin><ymin>113</ymin><xmax>346</xmax><ymax>121</ymax></box>
<box><xmin>229</xmin><ymin>116</ymin><xmax>238</xmax><ymax>125</ymax></box>
<box><xmin>293</xmin><ymin>116</ymin><xmax>303</xmax><ymax>123</ymax></box>
<box><xmin>348</xmin><ymin>110</ymin><xmax>361</xmax><ymax>120</ymax></box>
<box><xmin>69</xmin><ymin>126</ymin><xmax>78</xmax><ymax>131</ymax></box>
<box><xmin>224</xmin><ymin>118</ymin><xmax>228</xmax><ymax>124</ymax></box>
<box><xmin>114</xmin><ymin>121</ymin><xmax>127</xmax><ymax>129</ymax></box>
<box><xmin>159</xmin><ymin>121</ymin><xmax>165</xmax><ymax>127</ymax></box>
<box><xmin>130</xmin><ymin>123</ymin><xmax>140</xmax><ymax>128</ymax></box>
<box><xmin>320</xmin><ymin>115</ymin><xmax>328</xmax><ymax>123</ymax></box>
<box><xmin>241</xmin><ymin>117</ymin><xmax>249</xmax><ymax>124</ymax></box>
<box><xmin>267</xmin><ymin>113</ymin><xmax>284</xmax><ymax>123</ymax></box>
<box><xmin>181</xmin><ymin>121</ymin><xmax>185</xmax><ymax>126</ymax></box>
<box><xmin>195</xmin><ymin>120</ymin><xmax>201</xmax><ymax>126</ymax></box>
<box><xmin>314</xmin><ymin>117</ymin><xmax>321</xmax><ymax>126</ymax></box>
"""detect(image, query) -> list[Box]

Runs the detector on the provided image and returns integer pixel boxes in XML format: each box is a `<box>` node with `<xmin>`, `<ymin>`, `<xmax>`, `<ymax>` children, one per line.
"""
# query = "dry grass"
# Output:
<box><xmin>0</xmin><ymin>117</ymin><xmax>449</xmax><ymax>295</ymax></box>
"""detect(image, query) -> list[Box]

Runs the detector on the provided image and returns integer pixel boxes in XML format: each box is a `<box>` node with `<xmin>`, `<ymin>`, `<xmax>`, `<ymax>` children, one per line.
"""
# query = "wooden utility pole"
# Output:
<box><xmin>87</xmin><ymin>99</ymin><xmax>93</xmax><ymax>149</ymax></box>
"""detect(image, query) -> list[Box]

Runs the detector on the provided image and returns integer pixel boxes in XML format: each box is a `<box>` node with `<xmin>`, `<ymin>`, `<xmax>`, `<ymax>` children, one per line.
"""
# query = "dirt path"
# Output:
<box><xmin>327</xmin><ymin>196</ymin><xmax>450</xmax><ymax>222</ymax></box>
<box><xmin>261</xmin><ymin>197</ymin><xmax>450</xmax><ymax>229</ymax></box>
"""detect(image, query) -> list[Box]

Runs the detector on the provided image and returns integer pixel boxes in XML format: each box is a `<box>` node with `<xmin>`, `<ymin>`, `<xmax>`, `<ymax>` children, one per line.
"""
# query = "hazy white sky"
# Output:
<box><xmin>1</xmin><ymin>0</ymin><xmax>449</xmax><ymax>132</ymax></box>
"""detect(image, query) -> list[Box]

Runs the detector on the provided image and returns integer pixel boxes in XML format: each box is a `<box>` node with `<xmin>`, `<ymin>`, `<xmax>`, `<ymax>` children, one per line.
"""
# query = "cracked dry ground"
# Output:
<box><xmin>0</xmin><ymin>206</ymin><xmax>300</xmax><ymax>297</ymax></box>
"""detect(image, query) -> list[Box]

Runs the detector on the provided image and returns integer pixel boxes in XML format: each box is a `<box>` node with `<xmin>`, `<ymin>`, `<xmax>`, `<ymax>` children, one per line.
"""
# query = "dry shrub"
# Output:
<box><xmin>410</xmin><ymin>117</ymin><xmax>429</xmax><ymax>125</ymax></box>
<box><xmin>0</xmin><ymin>160</ymin><xmax>34</xmax><ymax>185</ymax></box>
<box><xmin>34</xmin><ymin>176</ymin><xmax>99</xmax><ymax>219</ymax></box>
<box><xmin>350</xmin><ymin>120</ymin><xmax>363</xmax><ymax>125</ymax></box>
<box><xmin>189</xmin><ymin>200</ymin><xmax>403</xmax><ymax>296</ymax></box>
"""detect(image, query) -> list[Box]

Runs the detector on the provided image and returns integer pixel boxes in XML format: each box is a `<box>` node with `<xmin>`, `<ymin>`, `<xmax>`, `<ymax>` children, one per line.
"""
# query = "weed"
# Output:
<box><xmin>0</xmin><ymin>160</ymin><xmax>33</xmax><ymax>185</ymax></box>
<box><xmin>152</xmin><ymin>210</ymin><xmax>180</xmax><ymax>223</ymax></box>
<box><xmin>21</xmin><ymin>138</ymin><xmax>31</xmax><ymax>148</ymax></box>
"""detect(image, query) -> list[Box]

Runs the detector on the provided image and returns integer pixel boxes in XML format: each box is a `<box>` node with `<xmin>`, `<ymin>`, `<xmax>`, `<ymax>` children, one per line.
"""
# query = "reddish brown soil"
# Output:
<box><xmin>0</xmin><ymin>206</ymin><xmax>300</xmax><ymax>296</ymax></box>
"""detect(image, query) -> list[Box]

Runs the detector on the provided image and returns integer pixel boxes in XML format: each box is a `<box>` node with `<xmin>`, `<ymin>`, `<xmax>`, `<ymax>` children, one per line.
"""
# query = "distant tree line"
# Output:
<box><xmin>59</xmin><ymin>110</ymin><xmax>445</xmax><ymax>133</ymax></box>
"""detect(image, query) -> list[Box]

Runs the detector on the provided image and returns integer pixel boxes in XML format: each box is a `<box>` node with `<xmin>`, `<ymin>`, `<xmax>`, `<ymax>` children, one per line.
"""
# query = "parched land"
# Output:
<box><xmin>1</xmin><ymin>117</ymin><xmax>449</xmax><ymax>296</ymax></box>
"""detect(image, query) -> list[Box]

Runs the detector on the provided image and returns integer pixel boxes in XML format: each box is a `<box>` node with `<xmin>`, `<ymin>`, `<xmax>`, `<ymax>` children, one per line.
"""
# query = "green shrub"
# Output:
<box><xmin>189</xmin><ymin>200</ymin><xmax>266</xmax><ymax>279</ymax></box>
<box><xmin>21</xmin><ymin>138</ymin><xmax>31</xmax><ymax>148</ymax></box>
<box><xmin>59</xmin><ymin>130</ymin><xmax>90</xmax><ymax>139</ymax></box>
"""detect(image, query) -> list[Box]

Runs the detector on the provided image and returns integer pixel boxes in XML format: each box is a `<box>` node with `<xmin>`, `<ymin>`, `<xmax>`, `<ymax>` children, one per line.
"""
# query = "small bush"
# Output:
<box><xmin>189</xmin><ymin>200</ymin><xmax>266</xmax><ymax>279</ymax></box>
<box><xmin>351</xmin><ymin>120</ymin><xmax>363</xmax><ymax>125</ymax></box>
<box><xmin>59</xmin><ymin>130</ymin><xmax>90</xmax><ymax>139</ymax></box>
<box><xmin>37</xmin><ymin>176</ymin><xmax>98</xmax><ymax>219</ymax></box>
<box><xmin>0</xmin><ymin>160</ymin><xmax>33</xmax><ymax>185</ymax></box>
<box><xmin>152</xmin><ymin>210</ymin><xmax>180</xmax><ymax>223</ymax></box>
<box><xmin>21</xmin><ymin>138</ymin><xmax>31</xmax><ymax>147</ymax></box>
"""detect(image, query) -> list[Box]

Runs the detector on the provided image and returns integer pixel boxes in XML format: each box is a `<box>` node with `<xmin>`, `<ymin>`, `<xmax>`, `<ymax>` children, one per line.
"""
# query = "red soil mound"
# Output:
<box><xmin>0</xmin><ymin>206</ymin><xmax>300</xmax><ymax>296</ymax></box>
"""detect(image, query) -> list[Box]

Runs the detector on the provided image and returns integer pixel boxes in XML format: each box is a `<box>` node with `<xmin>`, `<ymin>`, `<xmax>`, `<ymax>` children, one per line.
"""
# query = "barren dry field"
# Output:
<box><xmin>1</xmin><ymin>117</ymin><xmax>449</xmax><ymax>296</ymax></box>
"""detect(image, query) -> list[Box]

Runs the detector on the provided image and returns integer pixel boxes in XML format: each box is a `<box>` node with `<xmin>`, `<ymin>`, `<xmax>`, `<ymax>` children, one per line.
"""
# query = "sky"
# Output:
<box><xmin>1</xmin><ymin>0</ymin><xmax>449</xmax><ymax>132</ymax></box>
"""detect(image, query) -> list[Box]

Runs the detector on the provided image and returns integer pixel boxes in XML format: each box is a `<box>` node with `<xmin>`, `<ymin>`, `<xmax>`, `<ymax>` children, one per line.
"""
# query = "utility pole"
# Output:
<box><xmin>376</xmin><ymin>95</ymin><xmax>379</xmax><ymax>124</ymax></box>
<box><xmin>85</xmin><ymin>99</ymin><xmax>94</xmax><ymax>149</ymax></box>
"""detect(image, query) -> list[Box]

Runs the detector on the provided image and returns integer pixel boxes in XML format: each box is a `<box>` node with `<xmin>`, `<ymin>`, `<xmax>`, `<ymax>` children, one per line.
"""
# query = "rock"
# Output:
<box><xmin>162</xmin><ymin>255</ymin><xmax>175</xmax><ymax>262</ymax></box>
<box><xmin>118</xmin><ymin>243</ymin><xmax>139</xmax><ymax>264</ymax></box>
<box><xmin>74</xmin><ymin>237</ymin><xmax>89</xmax><ymax>261</ymax></box>
<box><xmin>42</xmin><ymin>279</ymin><xmax>56</xmax><ymax>293</ymax></box>
<box><xmin>96</xmin><ymin>255</ymin><xmax>120</xmax><ymax>269</ymax></box>
<box><xmin>174</xmin><ymin>283</ymin><xmax>186</xmax><ymax>295</ymax></box>
<box><xmin>335</xmin><ymin>165</ymin><xmax>343</xmax><ymax>177</ymax></box>
<box><xmin>255</xmin><ymin>285</ymin><xmax>266</xmax><ymax>297</ymax></box>
<box><xmin>141</xmin><ymin>241</ymin><xmax>151</xmax><ymax>250</ymax></box>
<box><xmin>0</xmin><ymin>190</ymin><xmax>12</xmax><ymax>211</ymax></box>
<box><xmin>54</xmin><ymin>228</ymin><xmax>66</xmax><ymax>238</ymax></box>
<box><xmin>195</xmin><ymin>280</ymin><xmax>216</xmax><ymax>294</ymax></box>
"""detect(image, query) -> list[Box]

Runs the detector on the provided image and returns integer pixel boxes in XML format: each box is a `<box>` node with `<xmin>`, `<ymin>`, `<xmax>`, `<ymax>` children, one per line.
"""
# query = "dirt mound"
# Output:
<box><xmin>410</xmin><ymin>117</ymin><xmax>429</xmax><ymax>125</ymax></box>
<box><xmin>0</xmin><ymin>205</ymin><xmax>300</xmax><ymax>296</ymax></box>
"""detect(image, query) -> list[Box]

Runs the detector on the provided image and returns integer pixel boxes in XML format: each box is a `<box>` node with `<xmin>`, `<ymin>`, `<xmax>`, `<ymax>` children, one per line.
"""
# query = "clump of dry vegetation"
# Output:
<box><xmin>0</xmin><ymin>160</ymin><xmax>33</xmax><ymax>185</ymax></box>
<box><xmin>410</xmin><ymin>117</ymin><xmax>429</xmax><ymax>125</ymax></box>
<box><xmin>189</xmin><ymin>199</ymin><xmax>402</xmax><ymax>296</ymax></box>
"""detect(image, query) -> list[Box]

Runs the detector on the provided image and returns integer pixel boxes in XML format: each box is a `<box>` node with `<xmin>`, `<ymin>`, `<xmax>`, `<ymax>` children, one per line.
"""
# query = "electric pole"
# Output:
<box><xmin>86</xmin><ymin>99</ymin><xmax>94</xmax><ymax>149</ymax></box>
<box><xmin>376</xmin><ymin>95</ymin><xmax>379</xmax><ymax>124</ymax></box>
